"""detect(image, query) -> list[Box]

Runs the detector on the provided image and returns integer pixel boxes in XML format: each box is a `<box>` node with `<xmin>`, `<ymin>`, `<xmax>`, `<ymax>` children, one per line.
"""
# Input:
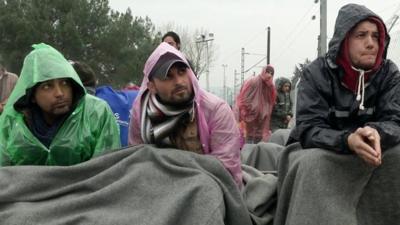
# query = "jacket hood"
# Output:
<box><xmin>5</xmin><ymin>43</ymin><xmax>85</xmax><ymax>112</ymax></box>
<box><xmin>327</xmin><ymin>3</ymin><xmax>390</xmax><ymax>64</ymax></box>
<box><xmin>275</xmin><ymin>77</ymin><xmax>291</xmax><ymax>92</ymax></box>
<box><xmin>138</xmin><ymin>42</ymin><xmax>199</xmax><ymax>100</ymax></box>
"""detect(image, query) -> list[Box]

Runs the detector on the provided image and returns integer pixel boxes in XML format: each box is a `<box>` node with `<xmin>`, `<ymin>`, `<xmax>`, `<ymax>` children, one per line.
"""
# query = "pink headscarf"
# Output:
<box><xmin>236</xmin><ymin>66</ymin><xmax>277</xmax><ymax>140</ymax></box>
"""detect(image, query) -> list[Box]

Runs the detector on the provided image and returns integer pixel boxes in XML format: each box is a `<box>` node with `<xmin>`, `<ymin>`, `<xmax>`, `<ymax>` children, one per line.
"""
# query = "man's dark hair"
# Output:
<box><xmin>70</xmin><ymin>61</ymin><xmax>96</xmax><ymax>87</ymax></box>
<box><xmin>162</xmin><ymin>31</ymin><xmax>181</xmax><ymax>45</ymax></box>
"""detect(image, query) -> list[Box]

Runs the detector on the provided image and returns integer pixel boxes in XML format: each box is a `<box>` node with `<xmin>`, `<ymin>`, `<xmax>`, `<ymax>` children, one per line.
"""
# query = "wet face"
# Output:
<box><xmin>148</xmin><ymin>64</ymin><xmax>193</xmax><ymax>105</ymax></box>
<box><xmin>163</xmin><ymin>36</ymin><xmax>180</xmax><ymax>50</ymax></box>
<box><xmin>261</xmin><ymin>70</ymin><xmax>273</xmax><ymax>82</ymax></box>
<box><xmin>282</xmin><ymin>83</ymin><xmax>291</xmax><ymax>93</ymax></box>
<box><xmin>348</xmin><ymin>20</ymin><xmax>379</xmax><ymax>70</ymax></box>
<box><xmin>33</xmin><ymin>78</ymin><xmax>73</xmax><ymax>124</ymax></box>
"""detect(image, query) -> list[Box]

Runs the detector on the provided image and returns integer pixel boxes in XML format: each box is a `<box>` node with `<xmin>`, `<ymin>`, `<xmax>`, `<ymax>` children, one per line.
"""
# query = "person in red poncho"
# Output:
<box><xmin>235</xmin><ymin>65</ymin><xmax>276</xmax><ymax>144</ymax></box>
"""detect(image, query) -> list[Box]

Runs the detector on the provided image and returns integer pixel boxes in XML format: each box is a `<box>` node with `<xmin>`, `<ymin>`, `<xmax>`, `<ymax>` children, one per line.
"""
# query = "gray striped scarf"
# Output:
<box><xmin>140</xmin><ymin>91</ymin><xmax>194</xmax><ymax>146</ymax></box>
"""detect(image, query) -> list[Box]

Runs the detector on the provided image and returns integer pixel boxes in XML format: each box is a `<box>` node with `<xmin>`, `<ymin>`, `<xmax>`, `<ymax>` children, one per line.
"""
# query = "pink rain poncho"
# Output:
<box><xmin>236</xmin><ymin>66</ymin><xmax>277</xmax><ymax>142</ymax></box>
<box><xmin>128</xmin><ymin>43</ymin><xmax>243</xmax><ymax>186</ymax></box>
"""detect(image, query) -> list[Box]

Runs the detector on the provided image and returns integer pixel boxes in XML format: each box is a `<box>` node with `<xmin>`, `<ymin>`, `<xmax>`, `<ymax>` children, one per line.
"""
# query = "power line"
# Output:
<box><xmin>221</xmin><ymin>2</ymin><xmax>317</xmax><ymax>62</ymax></box>
<box><xmin>275</xmin><ymin>6</ymin><xmax>318</xmax><ymax>62</ymax></box>
<box><xmin>219</xmin><ymin>29</ymin><xmax>266</xmax><ymax>63</ymax></box>
<box><xmin>244</xmin><ymin>55</ymin><xmax>266</xmax><ymax>73</ymax></box>
<box><xmin>237</xmin><ymin>2</ymin><xmax>319</xmax><ymax>80</ymax></box>
<box><xmin>280</xmin><ymin>3</ymin><xmax>318</xmax><ymax>47</ymax></box>
<box><xmin>225</xmin><ymin>2</ymin><xmax>318</xmax><ymax>63</ymax></box>
<box><xmin>220</xmin><ymin>1</ymin><xmax>318</xmax><ymax>77</ymax></box>
<box><xmin>378</xmin><ymin>2</ymin><xmax>400</xmax><ymax>15</ymax></box>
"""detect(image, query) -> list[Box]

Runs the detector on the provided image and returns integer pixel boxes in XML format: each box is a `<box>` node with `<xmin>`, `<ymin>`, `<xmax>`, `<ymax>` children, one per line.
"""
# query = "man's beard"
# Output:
<box><xmin>155</xmin><ymin>92</ymin><xmax>194</xmax><ymax>108</ymax></box>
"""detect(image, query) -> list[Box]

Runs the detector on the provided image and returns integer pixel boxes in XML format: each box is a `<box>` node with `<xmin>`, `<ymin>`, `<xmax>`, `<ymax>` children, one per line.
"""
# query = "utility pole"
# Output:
<box><xmin>222</xmin><ymin>64</ymin><xmax>227</xmax><ymax>101</ymax></box>
<box><xmin>196</xmin><ymin>33</ymin><xmax>214</xmax><ymax>91</ymax></box>
<box><xmin>241</xmin><ymin>48</ymin><xmax>245</xmax><ymax>87</ymax></box>
<box><xmin>205</xmin><ymin>42</ymin><xmax>210</xmax><ymax>91</ymax></box>
<box><xmin>318</xmin><ymin>0</ymin><xmax>327</xmax><ymax>57</ymax></box>
<box><xmin>267</xmin><ymin>26</ymin><xmax>271</xmax><ymax>64</ymax></box>
<box><xmin>234</xmin><ymin>69</ymin><xmax>239</xmax><ymax>99</ymax></box>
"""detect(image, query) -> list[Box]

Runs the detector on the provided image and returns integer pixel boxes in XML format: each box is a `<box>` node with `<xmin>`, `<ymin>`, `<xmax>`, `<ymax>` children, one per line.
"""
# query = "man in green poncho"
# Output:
<box><xmin>0</xmin><ymin>43</ymin><xmax>121</xmax><ymax>166</ymax></box>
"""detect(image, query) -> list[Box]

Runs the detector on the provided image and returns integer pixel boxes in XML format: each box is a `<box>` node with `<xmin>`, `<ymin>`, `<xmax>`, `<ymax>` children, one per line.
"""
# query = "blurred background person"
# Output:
<box><xmin>270</xmin><ymin>77</ymin><xmax>293</xmax><ymax>132</ymax></box>
<box><xmin>162</xmin><ymin>31</ymin><xmax>181</xmax><ymax>50</ymax></box>
<box><xmin>71</xmin><ymin>60</ymin><xmax>138</xmax><ymax>147</ymax></box>
<box><xmin>69</xmin><ymin>60</ymin><xmax>97</xmax><ymax>95</ymax></box>
<box><xmin>235</xmin><ymin>65</ymin><xmax>276</xmax><ymax>143</ymax></box>
<box><xmin>0</xmin><ymin>63</ymin><xmax>18</xmax><ymax>114</ymax></box>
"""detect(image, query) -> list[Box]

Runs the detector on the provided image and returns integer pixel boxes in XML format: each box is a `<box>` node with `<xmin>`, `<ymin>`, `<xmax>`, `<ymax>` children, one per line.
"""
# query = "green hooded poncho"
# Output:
<box><xmin>0</xmin><ymin>43</ymin><xmax>121</xmax><ymax>166</ymax></box>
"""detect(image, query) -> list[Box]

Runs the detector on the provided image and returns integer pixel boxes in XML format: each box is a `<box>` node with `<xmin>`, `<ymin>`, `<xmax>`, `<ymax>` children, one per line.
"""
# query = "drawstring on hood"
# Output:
<box><xmin>335</xmin><ymin>16</ymin><xmax>386</xmax><ymax>111</ymax></box>
<box><xmin>351</xmin><ymin>66</ymin><xmax>372</xmax><ymax>110</ymax></box>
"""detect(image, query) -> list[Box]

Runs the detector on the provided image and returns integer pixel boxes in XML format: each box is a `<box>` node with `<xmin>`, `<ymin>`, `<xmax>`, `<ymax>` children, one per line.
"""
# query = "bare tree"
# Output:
<box><xmin>291</xmin><ymin>58</ymin><xmax>311</xmax><ymax>86</ymax></box>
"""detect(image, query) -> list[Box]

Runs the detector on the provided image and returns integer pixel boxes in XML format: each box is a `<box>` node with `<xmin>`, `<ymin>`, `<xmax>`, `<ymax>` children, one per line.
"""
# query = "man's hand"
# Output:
<box><xmin>285</xmin><ymin>115</ymin><xmax>292</xmax><ymax>124</ymax></box>
<box><xmin>347</xmin><ymin>126</ymin><xmax>381</xmax><ymax>166</ymax></box>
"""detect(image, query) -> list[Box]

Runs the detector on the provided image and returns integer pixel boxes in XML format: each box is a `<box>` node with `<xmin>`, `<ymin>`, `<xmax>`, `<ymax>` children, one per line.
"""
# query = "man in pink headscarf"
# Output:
<box><xmin>235</xmin><ymin>65</ymin><xmax>276</xmax><ymax>143</ymax></box>
<box><xmin>128</xmin><ymin>43</ymin><xmax>243</xmax><ymax>187</ymax></box>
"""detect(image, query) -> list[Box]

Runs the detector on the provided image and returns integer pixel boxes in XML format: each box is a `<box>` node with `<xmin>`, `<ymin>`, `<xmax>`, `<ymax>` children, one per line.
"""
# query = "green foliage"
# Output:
<box><xmin>0</xmin><ymin>0</ymin><xmax>158</xmax><ymax>87</ymax></box>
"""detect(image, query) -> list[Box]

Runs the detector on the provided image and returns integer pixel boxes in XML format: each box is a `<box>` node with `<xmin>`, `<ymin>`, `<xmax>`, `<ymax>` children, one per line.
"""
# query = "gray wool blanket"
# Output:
<box><xmin>241</xmin><ymin>165</ymin><xmax>277</xmax><ymax>225</ymax></box>
<box><xmin>268</xmin><ymin>129</ymin><xmax>291</xmax><ymax>147</ymax></box>
<box><xmin>241</xmin><ymin>142</ymin><xmax>284</xmax><ymax>173</ymax></box>
<box><xmin>0</xmin><ymin>145</ymin><xmax>253</xmax><ymax>225</ymax></box>
<box><xmin>241</xmin><ymin>142</ymin><xmax>284</xmax><ymax>225</ymax></box>
<box><xmin>274</xmin><ymin>142</ymin><xmax>400</xmax><ymax>225</ymax></box>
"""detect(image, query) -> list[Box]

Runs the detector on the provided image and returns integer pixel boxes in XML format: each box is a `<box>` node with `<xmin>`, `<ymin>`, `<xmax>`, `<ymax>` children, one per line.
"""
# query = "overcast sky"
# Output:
<box><xmin>108</xmin><ymin>0</ymin><xmax>400</xmax><ymax>90</ymax></box>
